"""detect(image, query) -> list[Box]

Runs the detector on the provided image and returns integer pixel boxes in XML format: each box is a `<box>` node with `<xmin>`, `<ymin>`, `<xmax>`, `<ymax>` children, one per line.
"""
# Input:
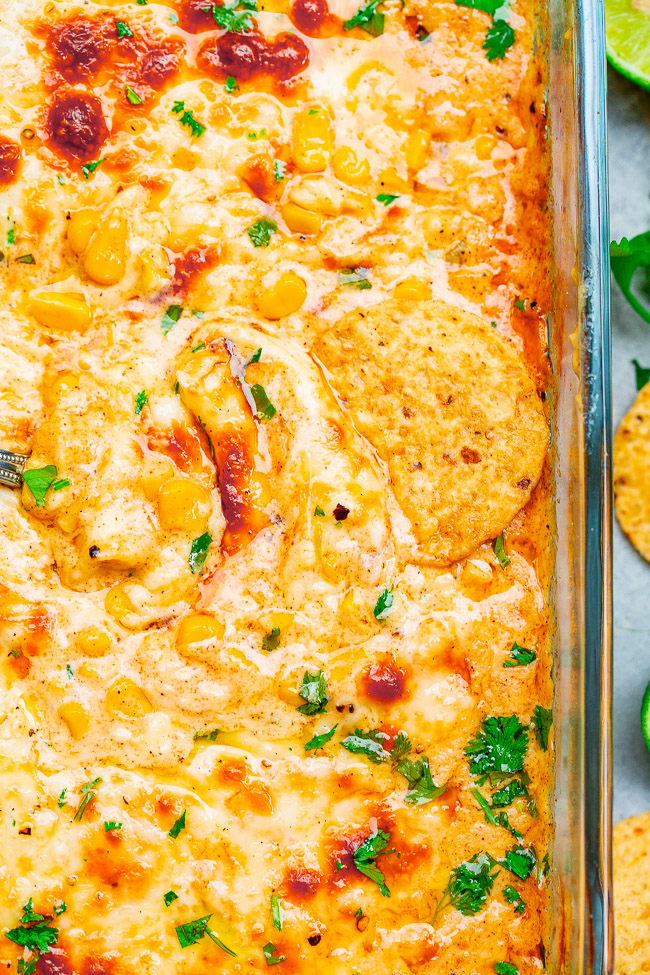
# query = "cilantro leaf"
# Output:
<box><xmin>52</xmin><ymin>478</ymin><xmax>70</xmax><ymax>491</ymax></box>
<box><xmin>135</xmin><ymin>390</ymin><xmax>148</xmax><ymax>415</ymax></box>
<box><xmin>503</xmin><ymin>641</ymin><xmax>536</xmax><ymax>667</ymax></box>
<box><xmin>297</xmin><ymin>670</ymin><xmax>328</xmax><ymax>715</ymax></box>
<box><xmin>514</xmin><ymin>298</ymin><xmax>526</xmax><ymax>311</ymax></box>
<box><xmin>471</xmin><ymin>788</ymin><xmax>522</xmax><ymax>839</ymax></box>
<box><xmin>274</xmin><ymin>160</ymin><xmax>285</xmax><ymax>182</ymax></box>
<box><xmin>22</xmin><ymin>465</ymin><xmax>58</xmax><ymax>507</ymax></box>
<box><xmin>5</xmin><ymin>923</ymin><xmax>58</xmax><ymax>954</ymax></box>
<box><xmin>495</xmin><ymin>964</ymin><xmax>519</xmax><ymax>975</ymax></box>
<box><xmin>494</xmin><ymin>534</ymin><xmax>510</xmax><ymax>567</ymax></box>
<box><xmin>491</xmin><ymin>776</ymin><xmax>528</xmax><ymax>808</ymax></box>
<box><xmin>532</xmin><ymin>705</ymin><xmax>552</xmax><ymax>751</ymax></box>
<box><xmin>161</xmin><ymin>304</ymin><xmax>183</xmax><ymax>335</ymax></box>
<box><xmin>611</xmin><ymin>233</ymin><xmax>650</xmax><ymax>325</ymax></box>
<box><xmin>435</xmin><ymin>852</ymin><xmax>499</xmax><ymax>920</ymax></box>
<box><xmin>339</xmin><ymin>267</ymin><xmax>371</xmax><ymax>290</ymax></box>
<box><xmin>343</xmin><ymin>0</ymin><xmax>385</xmax><ymax>35</ymax></box>
<box><xmin>341</xmin><ymin>728</ymin><xmax>390</xmax><ymax>763</ymax></box>
<box><xmin>176</xmin><ymin>915</ymin><xmax>236</xmax><ymax>956</ymax></box>
<box><xmin>263</xmin><ymin>942</ymin><xmax>286</xmax><ymax>966</ymax></box>
<box><xmin>194</xmin><ymin>728</ymin><xmax>219</xmax><ymax>741</ymax></box>
<box><xmin>168</xmin><ymin>810</ymin><xmax>186</xmax><ymax>839</ymax></box>
<box><xmin>74</xmin><ymin>777</ymin><xmax>101</xmax><ymax>822</ymax></box>
<box><xmin>455</xmin><ymin>0</ymin><xmax>503</xmax><ymax>12</ymax></box>
<box><xmin>104</xmin><ymin>821</ymin><xmax>122</xmax><ymax>832</ymax></box>
<box><xmin>250</xmin><ymin>383</ymin><xmax>277</xmax><ymax>420</ymax></box>
<box><xmin>465</xmin><ymin>715</ymin><xmax>529</xmax><ymax>785</ymax></box>
<box><xmin>225</xmin><ymin>75</ymin><xmax>239</xmax><ymax>92</ymax></box>
<box><xmin>373</xmin><ymin>587</ymin><xmax>394</xmax><ymax>620</ymax></box>
<box><xmin>262</xmin><ymin>627</ymin><xmax>281</xmax><ymax>652</ymax></box>
<box><xmin>171</xmin><ymin>101</ymin><xmax>206</xmax><ymax>138</ymax></box>
<box><xmin>305</xmin><ymin>724</ymin><xmax>337</xmax><ymax>751</ymax></box>
<box><xmin>189</xmin><ymin>532</ymin><xmax>211</xmax><ymax>573</ymax></box>
<box><xmin>397</xmin><ymin>757</ymin><xmax>447</xmax><ymax>806</ymax></box>
<box><xmin>376</xmin><ymin>193</ymin><xmax>400</xmax><ymax>206</ymax></box>
<box><xmin>81</xmin><ymin>158</ymin><xmax>105</xmax><ymax>179</ymax></box>
<box><xmin>125</xmin><ymin>86</ymin><xmax>143</xmax><ymax>105</ymax></box>
<box><xmin>247</xmin><ymin>217</ymin><xmax>277</xmax><ymax>247</ymax></box>
<box><xmin>314</xmin><ymin>505</ymin><xmax>325</xmax><ymax>517</ymax></box>
<box><xmin>483</xmin><ymin>19</ymin><xmax>515</xmax><ymax>60</ymax></box>
<box><xmin>503</xmin><ymin>844</ymin><xmax>536</xmax><ymax>880</ymax></box>
<box><xmin>16</xmin><ymin>254</ymin><xmax>35</xmax><ymax>264</ymax></box>
<box><xmin>116</xmin><ymin>20</ymin><xmax>133</xmax><ymax>38</ymax></box>
<box><xmin>352</xmin><ymin>830</ymin><xmax>394</xmax><ymax>897</ymax></box>
<box><xmin>271</xmin><ymin>893</ymin><xmax>282</xmax><ymax>931</ymax></box>
<box><xmin>164</xmin><ymin>890</ymin><xmax>178</xmax><ymax>907</ymax></box>
<box><xmin>390</xmin><ymin>731</ymin><xmax>412</xmax><ymax>761</ymax></box>
<box><xmin>633</xmin><ymin>358</ymin><xmax>650</xmax><ymax>390</ymax></box>
<box><xmin>211</xmin><ymin>2</ymin><xmax>256</xmax><ymax>33</ymax></box>
<box><xmin>503</xmin><ymin>884</ymin><xmax>525</xmax><ymax>914</ymax></box>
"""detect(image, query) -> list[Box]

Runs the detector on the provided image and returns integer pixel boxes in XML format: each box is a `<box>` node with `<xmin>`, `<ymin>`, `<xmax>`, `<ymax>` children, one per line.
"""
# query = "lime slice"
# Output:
<box><xmin>606</xmin><ymin>0</ymin><xmax>650</xmax><ymax>90</ymax></box>
<box><xmin>641</xmin><ymin>680</ymin><xmax>650</xmax><ymax>752</ymax></box>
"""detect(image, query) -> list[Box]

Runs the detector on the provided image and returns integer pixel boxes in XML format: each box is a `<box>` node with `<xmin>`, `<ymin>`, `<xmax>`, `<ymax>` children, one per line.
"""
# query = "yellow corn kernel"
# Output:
<box><xmin>393</xmin><ymin>277</ymin><xmax>430</xmax><ymax>300</ymax></box>
<box><xmin>67</xmin><ymin>208</ymin><xmax>99</xmax><ymax>255</ymax></box>
<box><xmin>321</xmin><ymin>553</ymin><xmax>341</xmax><ymax>583</ymax></box>
<box><xmin>59</xmin><ymin>702</ymin><xmax>89</xmax><ymax>740</ymax></box>
<box><xmin>377</xmin><ymin>167</ymin><xmax>411</xmax><ymax>194</ymax></box>
<box><xmin>77</xmin><ymin>627</ymin><xmax>111</xmax><ymax>657</ymax></box>
<box><xmin>84</xmin><ymin>212</ymin><xmax>128</xmax><ymax>286</ymax></box>
<box><xmin>177</xmin><ymin>613</ymin><xmax>225</xmax><ymax>655</ymax></box>
<box><xmin>257</xmin><ymin>271</ymin><xmax>307</xmax><ymax>320</ymax></box>
<box><xmin>281</xmin><ymin>203</ymin><xmax>322</xmax><ymax>236</ymax></box>
<box><xmin>343</xmin><ymin>191</ymin><xmax>373</xmax><ymax>217</ymax></box>
<box><xmin>265</xmin><ymin>611</ymin><xmax>294</xmax><ymax>631</ymax></box>
<box><xmin>140</xmin><ymin>458</ymin><xmax>175</xmax><ymax>503</ymax></box>
<box><xmin>78</xmin><ymin>662</ymin><xmax>100</xmax><ymax>679</ymax></box>
<box><xmin>278</xmin><ymin>674</ymin><xmax>303</xmax><ymax>708</ymax></box>
<box><xmin>139</xmin><ymin>254</ymin><xmax>170</xmax><ymax>294</ymax></box>
<box><xmin>461</xmin><ymin>559</ymin><xmax>493</xmax><ymax>586</ymax></box>
<box><xmin>405</xmin><ymin>130</ymin><xmax>429</xmax><ymax>171</ymax></box>
<box><xmin>332</xmin><ymin>146</ymin><xmax>370</xmax><ymax>186</ymax></box>
<box><xmin>105</xmin><ymin>678</ymin><xmax>152</xmax><ymax>719</ymax></box>
<box><xmin>56</xmin><ymin>502</ymin><xmax>81</xmax><ymax>534</ymax></box>
<box><xmin>29</xmin><ymin>292</ymin><xmax>91</xmax><ymax>333</ymax></box>
<box><xmin>475</xmin><ymin>134</ymin><xmax>496</xmax><ymax>160</ymax></box>
<box><xmin>292</xmin><ymin>110</ymin><xmax>333</xmax><ymax>173</ymax></box>
<box><xmin>104</xmin><ymin>583</ymin><xmax>135</xmax><ymax>624</ymax></box>
<box><xmin>158</xmin><ymin>478</ymin><xmax>210</xmax><ymax>532</ymax></box>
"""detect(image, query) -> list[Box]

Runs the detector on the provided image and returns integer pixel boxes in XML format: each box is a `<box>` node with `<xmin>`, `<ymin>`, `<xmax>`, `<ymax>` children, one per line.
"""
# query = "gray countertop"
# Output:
<box><xmin>608</xmin><ymin>66</ymin><xmax>650</xmax><ymax>823</ymax></box>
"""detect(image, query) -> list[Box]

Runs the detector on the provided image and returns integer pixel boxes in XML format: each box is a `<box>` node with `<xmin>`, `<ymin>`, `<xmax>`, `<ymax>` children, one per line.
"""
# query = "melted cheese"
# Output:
<box><xmin>0</xmin><ymin>1</ymin><xmax>552</xmax><ymax>973</ymax></box>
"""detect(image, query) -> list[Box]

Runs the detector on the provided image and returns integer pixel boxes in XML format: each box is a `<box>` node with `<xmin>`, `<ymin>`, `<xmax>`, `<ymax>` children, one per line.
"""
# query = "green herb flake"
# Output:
<box><xmin>74</xmin><ymin>777</ymin><xmax>102</xmax><ymax>822</ymax></box>
<box><xmin>373</xmin><ymin>587</ymin><xmax>394</xmax><ymax>620</ymax></box>
<box><xmin>297</xmin><ymin>669</ymin><xmax>328</xmax><ymax>715</ymax></box>
<box><xmin>465</xmin><ymin>715</ymin><xmax>529</xmax><ymax>786</ymax></box>
<box><xmin>191</xmin><ymin>342</ymin><xmax>205</xmax><ymax>353</ymax></box>
<box><xmin>171</xmin><ymin>101</ymin><xmax>206</xmax><ymax>138</ymax></box>
<box><xmin>271</xmin><ymin>893</ymin><xmax>282</xmax><ymax>931</ymax></box>
<box><xmin>274</xmin><ymin>160</ymin><xmax>286</xmax><ymax>182</ymax></box>
<box><xmin>532</xmin><ymin>705</ymin><xmax>552</xmax><ymax>751</ymax></box>
<box><xmin>263</xmin><ymin>942</ymin><xmax>286</xmax><ymax>966</ymax></box>
<box><xmin>495</xmin><ymin>964</ymin><xmax>519</xmax><ymax>975</ymax></box>
<box><xmin>376</xmin><ymin>193</ymin><xmax>400</xmax><ymax>206</ymax></box>
<box><xmin>314</xmin><ymin>505</ymin><xmax>325</xmax><ymax>517</ymax></box>
<box><xmin>262</xmin><ymin>626</ymin><xmax>281</xmax><ymax>652</ymax></box>
<box><xmin>397</xmin><ymin>757</ymin><xmax>447</xmax><ymax>806</ymax></box>
<box><xmin>168</xmin><ymin>810</ymin><xmax>187</xmax><ymax>839</ymax></box>
<box><xmin>250</xmin><ymin>383</ymin><xmax>277</xmax><ymax>420</ymax></box>
<box><xmin>611</xmin><ymin>234</ymin><xmax>650</xmax><ymax>325</ymax></box>
<box><xmin>247</xmin><ymin>217</ymin><xmax>277</xmax><ymax>248</ymax></box>
<box><xmin>57</xmin><ymin>788</ymin><xmax>67</xmax><ymax>808</ymax></box>
<box><xmin>633</xmin><ymin>358</ymin><xmax>650</xmax><ymax>390</ymax></box>
<box><xmin>135</xmin><ymin>390</ymin><xmax>148</xmax><ymax>415</ymax></box>
<box><xmin>352</xmin><ymin>830</ymin><xmax>394</xmax><ymax>897</ymax></box>
<box><xmin>176</xmin><ymin>915</ymin><xmax>210</xmax><ymax>948</ymax></box>
<box><xmin>339</xmin><ymin>267</ymin><xmax>371</xmax><ymax>290</ymax></box>
<box><xmin>194</xmin><ymin>728</ymin><xmax>219</xmax><ymax>742</ymax></box>
<box><xmin>52</xmin><ymin>478</ymin><xmax>70</xmax><ymax>492</ymax></box>
<box><xmin>514</xmin><ymin>298</ymin><xmax>526</xmax><ymax>311</ymax></box>
<box><xmin>484</xmin><ymin>19</ymin><xmax>515</xmax><ymax>59</ymax></box>
<box><xmin>503</xmin><ymin>884</ymin><xmax>525</xmax><ymax>914</ymax></box>
<box><xmin>343</xmin><ymin>0</ymin><xmax>385</xmax><ymax>36</ymax></box>
<box><xmin>161</xmin><ymin>304</ymin><xmax>184</xmax><ymax>335</ymax></box>
<box><xmin>247</xmin><ymin>347</ymin><xmax>262</xmax><ymax>364</ymax></box>
<box><xmin>4</xmin><ymin>898</ymin><xmax>65</xmax><ymax>968</ymax></box>
<box><xmin>16</xmin><ymin>254</ymin><xmax>35</xmax><ymax>264</ymax></box>
<box><xmin>211</xmin><ymin>0</ymin><xmax>257</xmax><ymax>33</ymax></box>
<box><xmin>471</xmin><ymin>787</ymin><xmax>521</xmax><ymax>839</ymax></box>
<box><xmin>341</xmin><ymin>728</ymin><xmax>390</xmax><ymax>763</ymax></box>
<box><xmin>7</xmin><ymin>227</ymin><xmax>15</xmax><ymax>245</ymax></box>
<box><xmin>81</xmin><ymin>158</ymin><xmax>105</xmax><ymax>180</ymax></box>
<box><xmin>66</xmin><ymin>664</ymin><xmax>73</xmax><ymax>679</ymax></box>
<box><xmin>503</xmin><ymin>844</ymin><xmax>536</xmax><ymax>880</ymax></box>
<box><xmin>503</xmin><ymin>641</ymin><xmax>536</xmax><ymax>667</ymax></box>
<box><xmin>494</xmin><ymin>533</ymin><xmax>510</xmax><ymax>567</ymax></box>
<box><xmin>169</xmin><ymin>10</ymin><xmax>179</xmax><ymax>22</ymax></box>
<box><xmin>104</xmin><ymin>821</ymin><xmax>122</xmax><ymax>832</ymax></box>
<box><xmin>22</xmin><ymin>465</ymin><xmax>58</xmax><ymax>508</ymax></box>
<box><xmin>164</xmin><ymin>890</ymin><xmax>179</xmax><ymax>907</ymax></box>
<box><xmin>305</xmin><ymin>724</ymin><xmax>337</xmax><ymax>751</ymax></box>
<box><xmin>116</xmin><ymin>20</ymin><xmax>133</xmax><ymax>38</ymax></box>
<box><xmin>125</xmin><ymin>86</ymin><xmax>143</xmax><ymax>105</ymax></box>
<box><xmin>189</xmin><ymin>532</ymin><xmax>211</xmax><ymax>573</ymax></box>
<box><xmin>455</xmin><ymin>0</ymin><xmax>503</xmax><ymax>12</ymax></box>
<box><xmin>491</xmin><ymin>777</ymin><xmax>528</xmax><ymax>808</ymax></box>
<box><xmin>434</xmin><ymin>852</ymin><xmax>499</xmax><ymax>920</ymax></box>
<box><xmin>225</xmin><ymin>75</ymin><xmax>239</xmax><ymax>93</ymax></box>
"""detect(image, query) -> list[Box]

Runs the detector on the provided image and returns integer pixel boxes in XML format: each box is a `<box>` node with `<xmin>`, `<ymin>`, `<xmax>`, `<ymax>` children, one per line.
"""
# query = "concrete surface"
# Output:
<box><xmin>608</xmin><ymin>66</ymin><xmax>650</xmax><ymax>823</ymax></box>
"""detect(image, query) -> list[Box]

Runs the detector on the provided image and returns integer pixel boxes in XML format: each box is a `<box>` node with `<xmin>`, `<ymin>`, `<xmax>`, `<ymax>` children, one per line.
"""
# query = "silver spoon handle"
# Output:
<box><xmin>0</xmin><ymin>451</ymin><xmax>29</xmax><ymax>489</ymax></box>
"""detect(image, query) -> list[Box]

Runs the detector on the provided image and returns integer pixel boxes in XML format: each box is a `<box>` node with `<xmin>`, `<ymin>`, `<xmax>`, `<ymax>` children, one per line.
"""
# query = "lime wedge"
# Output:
<box><xmin>641</xmin><ymin>680</ymin><xmax>650</xmax><ymax>752</ymax></box>
<box><xmin>606</xmin><ymin>0</ymin><xmax>650</xmax><ymax>90</ymax></box>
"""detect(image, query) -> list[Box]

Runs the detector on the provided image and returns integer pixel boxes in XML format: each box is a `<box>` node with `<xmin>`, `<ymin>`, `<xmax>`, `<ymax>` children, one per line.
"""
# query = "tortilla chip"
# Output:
<box><xmin>614</xmin><ymin>382</ymin><xmax>650</xmax><ymax>563</ymax></box>
<box><xmin>614</xmin><ymin>812</ymin><xmax>650</xmax><ymax>974</ymax></box>
<box><xmin>314</xmin><ymin>299</ymin><xmax>548</xmax><ymax>564</ymax></box>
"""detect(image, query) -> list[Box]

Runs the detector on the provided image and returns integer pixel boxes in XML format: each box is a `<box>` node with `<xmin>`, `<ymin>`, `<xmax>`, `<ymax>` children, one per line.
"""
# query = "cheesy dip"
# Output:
<box><xmin>0</xmin><ymin>0</ymin><xmax>553</xmax><ymax>973</ymax></box>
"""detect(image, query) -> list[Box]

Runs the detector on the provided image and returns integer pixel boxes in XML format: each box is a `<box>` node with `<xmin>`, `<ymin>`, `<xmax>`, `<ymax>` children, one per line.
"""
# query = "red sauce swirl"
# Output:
<box><xmin>47</xmin><ymin>92</ymin><xmax>109</xmax><ymax>161</ymax></box>
<box><xmin>197</xmin><ymin>30</ymin><xmax>310</xmax><ymax>83</ymax></box>
<box><xmin>177</xmin><ymin>0</ymin><xmax>218</xmax><ymax>32</ymax></box>
<box><xmin>360</xmin><ymin>656</ymin><xmax>409</xmax><ymax>704</ymax></box>
<box><xmin>290</xmin><ymin>0</ymin><xmax>340</xmax><ymax>37</ymax></box>
<box><xmin>134</xmin><ymin>37</ymin><xmax>185</xmax><ymax>89</ymax></box>
<box><xmin>48</xmin><ymin>16</ymin><xmax>116</xmax><ymax>79</ymax></box>
<box><xmin>0</xmin><ymin>136</ymin><xmax>21</xmax><ymax>186</ymax></box>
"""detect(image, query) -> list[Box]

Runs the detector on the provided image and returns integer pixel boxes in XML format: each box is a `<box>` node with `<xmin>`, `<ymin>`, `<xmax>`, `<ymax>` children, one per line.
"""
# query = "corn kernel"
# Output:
<box><xmin>59</xmin><ymin>702</ymin><xmax>90</xmax><ymax>739</ymax></box>
<box><xmin>29</xmin><ymin>292</ymin><xmax>91</xmax><ymax>333</ymax></box>
<box><xmin>292</xmin><ymin>110</ymin><xmax>333</xmax><ymax>173</ymax></box>
<box><xmin>257</xmin><ymin>271</ymin><xmax>307</xmax><ymax>320</ymax></box>
<box><xmin>105</xmin><ymin>678</ymin><xmax>152</xmax><ymax>719</ymax></box>
<box><xmin>139</xmin><ymin>254</ymin><xmax>170</xmax><ymax>294</ymax></box>
<box><xmin>67</xmin><ymin>209</ymin><xmax>99</xmax><ymax>255</ymax></box>
<box><xmin>475</xmin><ymin>134</ymin><xmax>496</xmax><ymax>160</ymax></box>
<box><xmin>158</xmin><ymin>478</ymin><xmax>210</xmax><ymax>532</ymax></box>
<box><xmin>177</xmin><ymin>613</ymin><xmax>225</xmax><ymax>655</ymax></box>
<box><xmin>332</xmin><ymin>146</ymin><xmax>370</xmax><ymax>186</ymax></box>
<box><xmin>265</xmin><ymin>611</ymin><xmax>295</xmax><ymax>631</ymax></box>
<box><xmin>104</xmin><ymin>583</ymin><xmax>135</xmax><ymax>624</ymax></box>
<box><xmin>377</xmin><ymin>167</ymin><xmax>411</xmax><ymax>194</ymax></box>
<box><xmin>84</xmin><ymin>212</ymin><xmax>128</xmax><ymax>286</ymax></box>
<box><xmin>140</xmin><ymin>458</ymin><xmax>175</xmax><ymax>503</ymax></box>
<box><xmin>342</xmin><ymin>191</ymin><xmax>373</xmax><ymax>217</ymax></box>
<box><xmin>393</xmin><ymin>277</ymin><xmax>430</xmax><ymax>300</ymax></box>
<box><xmin>77</xmin><ymin>628</ymin><xmax>111</xmax><ymax>657</ymax></box>
<box><xmin>281</xmin><ymin>203</ymin><xmax>322</xmax><ymax>236</ymax></box>
<box><xmin>278</xmin><ymin>674</ymin><xmax>303</xmax><ymax>707</ymax></box>
<box><xmin>405</xmin><ymin>130</ymin><xmax>429</xmax><ymax>171</ymax></box>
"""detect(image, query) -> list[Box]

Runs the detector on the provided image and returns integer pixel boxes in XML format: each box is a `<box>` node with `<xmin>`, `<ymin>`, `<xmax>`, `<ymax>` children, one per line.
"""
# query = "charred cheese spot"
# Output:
<box><xmin>0</xmin><ymin>135</ymin><xmax>22</xmax><ymax>185</ymax></box>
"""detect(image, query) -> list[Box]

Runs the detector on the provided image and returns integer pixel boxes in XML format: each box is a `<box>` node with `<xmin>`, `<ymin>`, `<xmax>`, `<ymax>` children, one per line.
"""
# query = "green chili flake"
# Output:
<box><xmin>161</xmin><ymin>304</ymin><xmax>184</xmax><ymax>335</ymax></box>
<box><xmin>168</xmin><ymin>810</ymin><xmax>186</xmax><ymax>839</ymax></box>
<box><xmin>373</xmin><ymin>587</ymin><xmax>394</xmax><ymax>620</ymax></box>
<box><xmin>135</xmin><ymin>390</ymin><xmax>148</xmax><ymax>415</ymax></box>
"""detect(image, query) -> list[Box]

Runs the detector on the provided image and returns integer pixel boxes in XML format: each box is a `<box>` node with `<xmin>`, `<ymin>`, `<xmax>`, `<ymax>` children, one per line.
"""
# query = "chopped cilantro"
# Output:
<box><xmin>455</xmin><ymin>0</ymin><xmax>503</xmax><ymax>12</ymax></box>
<box><xmin>176</xmin><ymin>915</ymin><xmax>236</xmax><ymax>955</ymax></box>
<box><xmin>343</xmin><ymin>0</ymin><xmax>385</xmax><ymax>35</ymax></box>
<box><xmin>305</xmin><ymin>724</ymin><xmax>337</xmax><ymax>751</ymax></box>
<box><xmin>250</xmin><ymin>383</ymin><xmax>277</xmax><ymax>420</ymax></box>
<box><xmin>271</xmin><ymin>893</ymin><xmax>282</xmax><ymax>931</ymax></box>
<box><xmin>125</xmin><ymin>86</ymin><xmax>143</xmax><ymax>105</ymax></box>
<box><xmin>263</xmin><ymin>942</ymin><xmax>286</xmax><ymax>966</ymax></box>
<box><xmin>135</xmin><ymin>390</ymin><xmax>148</xmax><ymax>415</ymax></box>
<box><xmin>191</xmin><ymin>342</ymin><xmax>205</xmax><ymax>353</ymax></box>
<box><xmin>339</xmin><ymin>267</ymin><xmax>371</xmax><ymax>290</ymax></box>
<box><xmin>274</xmin><ymin>160</ymin><xmax>286</xmax><ymax>182</ymax></box>
<box><xmin>434</xmin><ymin>853</ymin><xmax>499</xmax><ymax>920</ymax></box>
<box><xmin>161</xmin><ymin>304</ymin><xmax>183</xmax><ymax>335</ymax></box>
<box><xmin>376</xmin><ymin>193</ymin><xmax>399</xmax><ymax>206</ymax></box>
<box><xmin>225</xmin><ymin>75</ymin><xmax>239</xmax><ymax>92</ymax></box>
<box><xmin>503</xmin><ymin>844</ymin><xmax>536</xmax><ymax>880</ymax></box>
<box><xmin>471</xmin><ymin>787</ymin><xmax>522</xmax><ymax>839</ymax></box>
<box><xmin>16</xmin><ymin>254</ymin><xmax>35</xmax><ymax>264</ymax></box>
<box><xmin>168</xmin><ymin>810</ymin><xmax>187</xmax><ymax>839</ymax></box>
<box><xmin>194</xmin><ymin>728</ymin><xmax>219</xmax><ymax>741</ymax></box>
<box><xmin>611</xmin><ymin>234</ymin><xmax>650</xmax><ymax>325</ymax></box>
<box><xmin>503</xmin><ymin>884</ymin><xmax>525</xmax><ymax>914</ymax></box>
<box><xmin>66</xmin><ymin>664</ymin><xmax>73</xmax><ymax>679</ymax></box>
<box><xmin>373</xmin><ymin>587</ymin><xmax>394</xmax><ymax>620</ymax></box>
<box><xmin>164</xmin><ymin>890</ymin><xmax>178</xmax><ymax>906</ymax></box>
<box><xmin>314</xmin><ymin>505</ymin><xmax>325</xmax><ymax>517</ymax></box>
<box><xmin>74</xmin><ymin>777</ymin><xmax>101</xmax><ymax>822</ymax></box>
<box><xmin>352</xmin><ymin>830</ymin><xmax>394</xmax><ymax>897</ymax></box>
<box><xmin>297</xmin><ymin>669</ymin><xmax>328</xmax><ymax>715</ymax></box>
<box><xmin>104</xmin><ymin>821</ymin><xmax>122</xmax><ymax>832</ymax></box>
<box><xmin>189</xmin><ymin>532</ymin><xmax>211</xmax><ymax>573</ymax></box>
<box><xmin>514</xmin><ymin>298</ymin><xmax>526</xmax><ymax>311</ymax></box>
<box><xmin>22</xmin><ymin>465</ymin><xmax>58</xmax><ymax>507</ymax></box>
<box><xmin>633</xmin><ymin>358</ymin><xmax>650</xmax><ymax>390</ymax></box>
<box><xmin>57</xmin><ymin>788</ymin><xmax>67</xmax><ymax>808</ymax></box>
<box><xmin>247</xmin><ymin>347</ymin><xmax>262</xmax><ymax>363</ymax></box>
<box><xmin>262</xmin><ymin>627</ymin><xmax>281</xmax><ymax>652</ymax></box>
<box><xmin>494</xmin><ymin>533</ymin><xmax>510</xmax><ymax>567</ymax></box>
<box><xmin>397</xmin><ymin>757</ymin><xmax>447</xmax><ymax>806</ymax></box>
<box><xmin>532</xmin><ymin>705</ymin><xmax>552</xmax><ymax>751</ymax></box>
<box><xmin>52</xmin><ymin>478</ymin><xmax>70</xmax><ymax>492</ymax></box>
<box><xmin>491</xmin><ymin>777</ymin><xmax>528</xmax><ymax>808</ymax></box>
<box><xmin>341</xmin><ymin>728</ymin><xmax>390</xmax><ymax>763</ymax></box>
<box><xmin>503</xmin><ymin>641</ymin><xmax>536</xmax><ymax>667</ymax></box>
<box><xmin>7</xmin><ymin>227</ymin><xmax>15</xmax><ymax>245</ymax></box>
<box><xmin>192</xmin><ymin>309</ymin><xmax>206</xmax><ymax>320</ymax></box>
<box><xmin>4</xmin><ymin>898</ymin><xmax>65</xmax><ymax>972</ymax></box>
<box><xmin>495</xmin><ymin>964</ymin><xmax>519</xmax><ymax>975</ymax></box>
<box><xmin>465</xmin><ymin>715</ymin><xmax>529</xmax><ymax>786</ymax></box>
<box><xmin>210</xmin><ymin>0</ymin><xmax>257</xmax><ymax>33</ymax></box>
<box><xmin>137</xmin><ymin>0</ymin><xmax>148</xmax><ymax>4</ymax></box>
<box><xmin>247</xmin><ymin>217</ymin><xmax>277</xmax><ymax>247</ymax></box>
<box><xmin>171</xmin><ymin>101</ymin><xmax>206</xmax><ymax>138</ymax></box>
<box><xmin>116</xmin><ymin>20</ymin><xmax>133</xmax><ymax>38</ymax></box>
<box><xmin>391</xmin><ymin>731</ymin><xmax>412</xmax><ymax>761</ymax></box>
<box><xmin>81</xmin><ymin>158</ymin><xmax>105</xmax><ymax>180</ymax></box>
<box><xmin>484</xmin><ymin>19</ymin><xmax>515</xmax><ymax>59</ymax></box>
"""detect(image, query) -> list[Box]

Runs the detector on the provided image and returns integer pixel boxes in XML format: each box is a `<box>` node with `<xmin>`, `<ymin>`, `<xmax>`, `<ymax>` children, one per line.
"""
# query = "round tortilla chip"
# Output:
<box><xmin>614</xmin><ymin>382</ymin><xmax>650</xmax><ymax>562</ymax></box>
<box><xmin>614</xmin><ymin>812</ymin><xmax>650</xmax><ymax>975</ymax></box>
<box><xmin>313</xmin><ymin>299</ymin><xmax>548</xmax><ymax>564</ymax></box>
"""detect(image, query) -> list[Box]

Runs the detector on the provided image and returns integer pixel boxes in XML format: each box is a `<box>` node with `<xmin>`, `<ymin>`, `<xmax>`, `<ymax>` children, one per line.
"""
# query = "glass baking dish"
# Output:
<box><xmin>547</xmin><ymin>0</ymin><xmax>612</xmax><ymax>971</ymax></box>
